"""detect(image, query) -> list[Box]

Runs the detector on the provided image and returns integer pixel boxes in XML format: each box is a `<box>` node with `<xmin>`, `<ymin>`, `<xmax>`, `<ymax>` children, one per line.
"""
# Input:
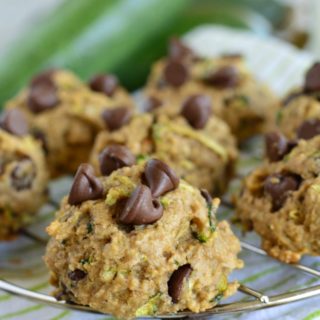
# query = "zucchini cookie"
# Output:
<box><xmin>0</xmin><ymin>109</ymin><xmax>48</xmax><ymax>240</ymax></box>
<box><xmin>6</xmin><ymin>69</ymin><xmax>134</xmax><ymax>177</ymax></box>
<box><xmin>278</xmin><ymin>63</ymin><xmax>320</xmax><ymax>141</ymax></box>
<box><xmin>45</xmin><ymin>160</ymin><xmax>243</xmax><ymax>319</ymax></box>
<box><xmin>90</xmin><ymin>109</ymin><xmax>237</xmax><ymax>195</ymax></box>
<box><xmin>144</xmin><ymin>38</ymin><xmax>279</xmax><ymax>142</ymax></box>
<box><xmin>236</xmin><ymin>134</ymin><xmax>320</xmax><ymax>263</ymax></box>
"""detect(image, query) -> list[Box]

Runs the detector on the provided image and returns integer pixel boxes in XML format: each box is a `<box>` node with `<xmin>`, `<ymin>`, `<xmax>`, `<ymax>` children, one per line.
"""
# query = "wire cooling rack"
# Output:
<box><xmin>0</xmin><ymin>225</ymin><xmax>320</xmax><ymax>318</ymax></box>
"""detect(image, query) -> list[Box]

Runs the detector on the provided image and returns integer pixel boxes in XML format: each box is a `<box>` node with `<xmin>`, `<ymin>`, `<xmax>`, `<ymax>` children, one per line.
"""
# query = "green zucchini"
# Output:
<box><xmin>0</xmin><ymin>0</ymin><xmax>190</xmax><ymax>104</ymax></box>
<box><xmin>0</xmin><ymin>0</ymin><xmax>118</xmax><ymax>104</ymax></box>
<box><xmin>44</xmin><ymin>0</ymin><xmax>191</xmax><ymax>81</ymax></box>
<box><xmin>0</xmin><ymin>0</ymin><xmax>279</xmax><ymax>104</ymax></box>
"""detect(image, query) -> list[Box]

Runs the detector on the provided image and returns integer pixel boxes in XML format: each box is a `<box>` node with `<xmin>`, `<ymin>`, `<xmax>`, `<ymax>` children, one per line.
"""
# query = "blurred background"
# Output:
<box><xmin>0</xmin><ymin>0</ymin><xmax>316</xmax><ymax>104</ymax></box>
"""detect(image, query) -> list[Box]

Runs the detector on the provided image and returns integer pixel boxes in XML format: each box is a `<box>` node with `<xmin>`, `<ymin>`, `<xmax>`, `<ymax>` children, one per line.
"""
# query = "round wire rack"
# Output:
<box><xmin>1</xmin><ymin>230</ymin><xmax>320</xmax><ymax>318</ymax></box>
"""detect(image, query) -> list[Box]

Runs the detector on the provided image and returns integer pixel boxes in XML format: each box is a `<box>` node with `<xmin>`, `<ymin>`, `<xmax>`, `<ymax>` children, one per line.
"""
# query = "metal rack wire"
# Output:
<box><xmin>0</xmin><ymin>232</ymin><xmax>319</xmax><ymax>318</ymax></box>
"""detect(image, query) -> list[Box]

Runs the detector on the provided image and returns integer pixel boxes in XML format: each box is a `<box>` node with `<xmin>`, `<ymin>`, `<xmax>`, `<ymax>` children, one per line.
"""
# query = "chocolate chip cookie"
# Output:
<box><xmin>90</xmin><ymin>111</ymin><xmax>237</xmax><ymax>195</ymax></box>
<box><xmin>6</xmin><ymin>69</ymin><xmax>134</xmax><ymax>177</ymax></box>
<box><xmin>278</xmin><ymin>63</ymin><xmax>320</xmax><ymax>141</ymax></box>
<box><xmin>144</xmin><ymin>38</ymin><xmax>279</xmax><ymax>142</ymax></box>
<box><xmin>236</xmin><ymin>135</ymin><xmax>320</xmax><ymax>263</ymax></box>
<box><xmin>0</xmin><ymin>109</ymin><xmax>48</xmax><ymax>239</ymax></box>
<box><xmin>45</xmin><ymin>160</ymin><xmax>242</xmax><ymax>319</ymax></box>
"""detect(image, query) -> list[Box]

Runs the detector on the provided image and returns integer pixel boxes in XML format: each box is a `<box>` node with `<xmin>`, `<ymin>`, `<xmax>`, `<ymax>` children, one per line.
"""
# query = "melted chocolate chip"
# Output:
<box><xmin>296</xmin><ymin>119</ymin><xmax>320</xmax><ymax>140</ymax></box>
<box><xmin>265</xmin><ymin>132</ymin><xmax>291</xmax><ymax>162</ymax></box>
<box><xmin>204</xmin><ymin>66</ymin><xmax>239</xmax><ymax>88</ymax></box>
<box><xmin>68</xmin><ymin>269</ymin><xmax>87</xmax><ymax>281</ymax></box>
<box><xmin>304</xmin><ymin>62</ymin><xmax>320</xmax><ymax>93</ymax></box>
<box><xmin>89</xmin><ymin>74</ymin><xmax>119</xmax><ymax>97</ymax></box>
<box><xmin>168</xmin><ymin>264</ymin><xmax>192</xmax><ymax>303</ymax></box>
<box><xmin>181</xmin><ymin>94</ymin><xmax>211</xmax><ymax>129</ymax></box>
<box><xmin>11</xmin><ymin>159</ymin><xmax>35</xmax><ymax>191</ymax></box>
<box><xmin>143</xmin><ymin>159</ymin><xmax>179</xmax><ymax>197</ymax></box>
<box><xmin>264</xmin><ymin>173</ymin><xmax>301</xmax><ymax>211</ymax></box>
<box><xmin>101</xmin><ymin>107</ymin><xmax>132</xmax><ymax>131</ymax></box>
<box><xmin>118</xmin><ymin>184</ymin><xmax>163</xmax><ymax>225</ymax></box>
<box><xmin>143</xmin><ymin>96</ymin><xmax>163</xmax><ymax>112</ymax></box>
<box><xmin>68</xmin><ymin>164</ymin><xmax>103</xmax><ymax>206</ymax></box>
<box><xmin>28</xmin><ymin>80</ymin><xmax>59</xmax><ymax>113</ymax></box>
<box><xmin>0</xmin><ymin>109</ymin><xmax>28</xmax><ymax>136</ymax></box>
<box><xmin>168</xmin><ymin>37</ymin><xmax>195</xmax><ymax>60</ymax></box>
<box><xmin>200</xmin><ymin>189</ymin><xmax>212</xmax><ymax>205</ymax></box>
<box><xmin>163</xmin><ymin>60</ymin><xmax>189</xmax><ymax>87</ymax></box>
<box><xmin>99</xmin><ymin>145</ymin><xmax>135</xmax><ymax>176</ymax></box>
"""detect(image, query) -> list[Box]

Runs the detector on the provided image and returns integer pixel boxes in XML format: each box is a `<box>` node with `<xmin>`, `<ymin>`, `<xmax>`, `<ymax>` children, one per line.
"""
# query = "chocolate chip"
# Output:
<box><xmin>265</xmin><ymin>132</ymin><xmax>291</xmax><ymax>162</ymax></box>
<box><xmin>168</xmin><ymin>264</ymin><xmax>192</xmax><ymax>303</ymax></box>
<box><xmin>181</xmin><ymin>94</ymin><xmax>211</xmax><ymax>129</ymax></box>
<box><xmin>204</xmin><ymin>66</ymin><xmax>239</xmax><ymax>88</ymax></box>
<box><xmin>296</xmin><ymin>119</ymin><xmax>320</xmax><ymax>140</ymax></box>
<box><xmin>118</xmin><ymin>184</ymin><xmax>163</xmax><ymax>225</ymax></box>
<box><xmin>28</xmin><ymin>80</ymin><xmax>59</xmax><ymax>113</ymax></box>
<box><xmin>264</xmin><ymin>173</ymin><xmax>301</xmax><ymax>211</ymax></box>
<box><xmin>168</xmin><ymin>37</ymin><xmax>195</xmax><ymax>60</ymax></box>
<box><xmin>68</xmin><ymin>269</ymin><xmax>87</xmax><ymax>281</ymax></box>
<box><xmin>30</xmin><ymin>69</ymin><xmax>56</xmax><ymax>87</ymax></box>
<box><xmin>99</xmin><ymin>145</ymin><xmax>135</xmax><ymax>176</ymax></box>
<box><xmin>0</xmin><ymin>109</ymin><xmax>28</xmax><ymax>136</ymax></box>
<box><xmin>143</xmin><ymin>159</ymin><xmax>179</xmax><ymax>197</ymax></box>
<box><xmin>89</xmin><ymin>74</ymin><xmax>119</xmax><ymax>97</ymax></box>
<box><xmin>163</xmin><ymin>60</ymin><xmax>189</xmax><ymax>87</ymax></box>
<box><xmin>101</xmin><ymin>107</ymin><xmax>132</xmax><ymax>131</ymax></box>
<box><xmin>68</xmin><ymin>164</ymin><xmax>103</xmax><ymax>206</ymax></box>
<box><xmin>200</xmin><ymin>189</ymin><xmax>212</xmax><ymax>205</ymax></box>
<box><xmin>143</xmin><ymin>96</ymin><xmax>163</xmax><ymax>112</ymax></box>
<box><xmin>304</xmin><ymin>62</ymin><xmax>320</xmax><ymax>93</ymax></box>
<box><xmin>11</xmin><ymin>159</ymin><xmax>35</xmax><ymax>191</ymax></box>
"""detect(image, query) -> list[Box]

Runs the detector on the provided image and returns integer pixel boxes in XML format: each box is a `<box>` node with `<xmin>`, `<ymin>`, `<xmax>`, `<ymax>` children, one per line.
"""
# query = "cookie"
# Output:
<box><xmin>236</xmin><ymin>135</ymin><xmax>320</xmax><ymax>263</ymax></box>
<box><xmin>45</xmin><ymin>161</ymin><xmax>242</xmax><ymax>318</ymax></box>
<box><xmin>278</xmin><ymin>63</ymin><xmax>320</xmax><ymax>141</ymax></box>
<box><xmin>90</xmin><ymin>111</ymin><xmax>237</xmax><ymax>195</ymax></box>
<box><xmin>144</xmin><ymin>38</ymin><xmax>279</xmax><ymax>142</ymax></box>
<box><xmin>6</xmin><ymin>69</ymin><xmax>134</xmax><ymax>177</ymax></box>
<box><xmin>0</xmin><ymin>109</ymin><xmax>48</xmax><ymax>239</ymax></box>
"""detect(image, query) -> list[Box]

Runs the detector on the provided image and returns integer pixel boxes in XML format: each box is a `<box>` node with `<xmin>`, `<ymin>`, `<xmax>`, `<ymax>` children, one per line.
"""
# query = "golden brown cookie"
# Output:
<box><xmin>0</xmin><ymin>109</ymin><xmax>48</xmax><ymax>239</ymax></box>
<box><xmin>236</xmin><ymin>136</ymin><xmax>320</xmax><ymax>263</ymax></box>
<box><xmin>144</xmin><ymin>38</ymin><xmax>279</xmax><ymax>142</ymax></box>
<box><xmin>45</xmin><ymin>161</ymin><xmax>242</xmax><ymax>319</ymax></box>
<box><xmin>6</xmin><ymin>70</ymin><xmax>134</xmax><ymax>177</ymax></box>
<box><xmin>90</xmin><ymin>112</ymin><xmax>237</xmax><ymax>196</ymax></box>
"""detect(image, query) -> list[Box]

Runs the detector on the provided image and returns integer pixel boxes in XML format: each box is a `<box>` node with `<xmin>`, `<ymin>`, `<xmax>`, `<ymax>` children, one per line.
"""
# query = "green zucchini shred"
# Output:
<box><xmin>87</xmin><ymin>222</ymin><xmax>93</xmax><ymax>234</ymax></box>
<box><xmin>208</xmin><ymin>203</ymin><xmax>217</xmax><ymax>232</ymax></box>
<box><xmin>210</xmin><ymin>292</ymin><xmax>224</xmax><ymax>303</ymax></box>
<box><xmin>80</xmin><ymin>256</ymin><xmax>93</xmax><ymax>265</ymax></box>
<box><xmin>276</xmin><ymin>110</ymin><xmax>283</xmax><ymax>125</ymax></box>
<box><xmin>193</xmin><ymin>231</ymin><xmax>209</xmax><ymax>243</ymax></box>
<box><xmin>136</xmin><ymin>154</ymin><xmax>148</xmax><ymax>164</ymax></box>
<box><xmin>135</xmin><ymin>293</ymin><xmax>161</xmax><ymax>317</ymax></box>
